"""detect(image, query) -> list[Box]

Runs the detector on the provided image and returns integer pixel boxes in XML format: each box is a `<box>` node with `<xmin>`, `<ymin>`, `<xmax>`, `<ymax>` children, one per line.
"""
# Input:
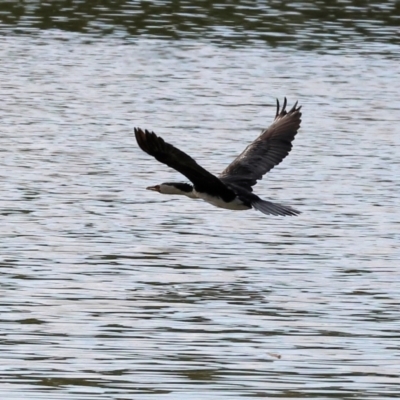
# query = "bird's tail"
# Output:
<box><xmin>252</xmin><ymin>199</ymin><xmax>300</xmax><ymax>216</ymax></box>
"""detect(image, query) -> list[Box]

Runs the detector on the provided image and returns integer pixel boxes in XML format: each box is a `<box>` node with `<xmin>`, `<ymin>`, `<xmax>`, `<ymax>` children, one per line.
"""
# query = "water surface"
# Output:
<box><xmin>1</xmin><ymin>2</ymin><xmax>400</xmax><ymax>399</ymax></box>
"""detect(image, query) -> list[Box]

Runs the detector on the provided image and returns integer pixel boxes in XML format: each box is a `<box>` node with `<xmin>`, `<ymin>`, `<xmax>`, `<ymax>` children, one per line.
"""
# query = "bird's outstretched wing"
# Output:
<box><xmin>135</xmin><ymin>128</ymin><xmax>236</xmax><ymax>201</ymax></box>
<box><xmin>219</xmin><ymin>98</ymin><xmax>302</xmax><ymax>191</ymax></box>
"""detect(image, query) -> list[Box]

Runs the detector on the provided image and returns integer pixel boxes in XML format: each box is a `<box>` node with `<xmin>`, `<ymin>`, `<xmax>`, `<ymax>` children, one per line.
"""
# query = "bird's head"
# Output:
<box><xmin>146</xmin><ymin>182</ymin><xmax>196</xmax><ymax>198</ymax></box>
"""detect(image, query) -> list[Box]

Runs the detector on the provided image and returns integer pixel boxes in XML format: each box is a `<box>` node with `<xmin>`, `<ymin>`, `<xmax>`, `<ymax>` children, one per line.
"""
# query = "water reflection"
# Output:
<box><xmin>0</xmin><ymin>0</ymin><xmax>399</xmax><ymax>51</ymax></box>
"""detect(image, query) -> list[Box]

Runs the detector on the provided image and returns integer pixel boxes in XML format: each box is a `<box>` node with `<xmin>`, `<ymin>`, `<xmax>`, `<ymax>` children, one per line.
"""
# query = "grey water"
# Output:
<box><xmin>1</xmin><ymin>1</ymin><xmax>400</xmax><ymax>399</ymax></box>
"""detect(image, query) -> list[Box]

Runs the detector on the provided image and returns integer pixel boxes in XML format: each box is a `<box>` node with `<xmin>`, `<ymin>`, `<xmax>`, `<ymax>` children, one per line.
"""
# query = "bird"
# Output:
<box><xmin>134</xmin><ymin>98</ymin><xmax>302</xmax><ymax>217</ymax></box>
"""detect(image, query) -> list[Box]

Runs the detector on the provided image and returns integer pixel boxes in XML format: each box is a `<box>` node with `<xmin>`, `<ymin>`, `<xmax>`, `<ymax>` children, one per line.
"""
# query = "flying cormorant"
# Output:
<box><xmin>135</xmin><ymin>98</ymin><xmax>302</xmax><ymax>216</ymax></box>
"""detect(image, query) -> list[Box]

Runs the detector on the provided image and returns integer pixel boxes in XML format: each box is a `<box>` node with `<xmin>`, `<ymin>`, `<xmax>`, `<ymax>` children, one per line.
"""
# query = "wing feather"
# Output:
<box><xmin>134</xmin><ymin>128</ymin><xmax>236</xmax><ymax>201</ymax></box>
<box><xmin>219</xmin><ymin>98</ymin><xmax>302</xmax><ymax>191</ymax></box>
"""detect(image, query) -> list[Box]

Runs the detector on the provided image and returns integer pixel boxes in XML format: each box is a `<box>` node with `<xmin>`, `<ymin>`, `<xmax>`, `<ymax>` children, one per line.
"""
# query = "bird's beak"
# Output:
<box><xmin>146</xmin><ymin>185</ymin><xmax>160</xmax><ymax>192</ymax></box>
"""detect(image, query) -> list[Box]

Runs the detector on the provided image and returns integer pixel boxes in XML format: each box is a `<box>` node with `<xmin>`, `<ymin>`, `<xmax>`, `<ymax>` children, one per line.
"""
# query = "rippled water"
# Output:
<box><xmin>1</xmin><ymin>0</ymin><xmax>400</xmax><ymax>53</ymax></box>
<box><xmin>1</xmin><ymin>2</ymin><xmax>400</xmax><ymax>399</ymax></box>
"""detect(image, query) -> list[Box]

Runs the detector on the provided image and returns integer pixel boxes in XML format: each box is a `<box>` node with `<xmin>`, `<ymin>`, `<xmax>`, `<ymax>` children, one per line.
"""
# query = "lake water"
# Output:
<box><xmin>1</xmin><ymin>1</ymin><xmax>400</xmax><ymax>399</ymax></box>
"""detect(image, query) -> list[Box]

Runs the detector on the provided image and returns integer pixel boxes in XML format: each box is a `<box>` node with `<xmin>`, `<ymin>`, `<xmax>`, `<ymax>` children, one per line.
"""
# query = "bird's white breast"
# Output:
<box><xmin>194</xmin><ymin>191</ymin><xmax>250</xmax><ymax>210</ymax></box>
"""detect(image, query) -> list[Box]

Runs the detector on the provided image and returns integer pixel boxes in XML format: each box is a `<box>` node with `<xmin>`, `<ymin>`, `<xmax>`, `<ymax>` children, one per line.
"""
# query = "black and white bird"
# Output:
<box><xmin>135</xmin><ymin>98</ymin><xmax>302</xmax><ymax>216</ymax></box>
